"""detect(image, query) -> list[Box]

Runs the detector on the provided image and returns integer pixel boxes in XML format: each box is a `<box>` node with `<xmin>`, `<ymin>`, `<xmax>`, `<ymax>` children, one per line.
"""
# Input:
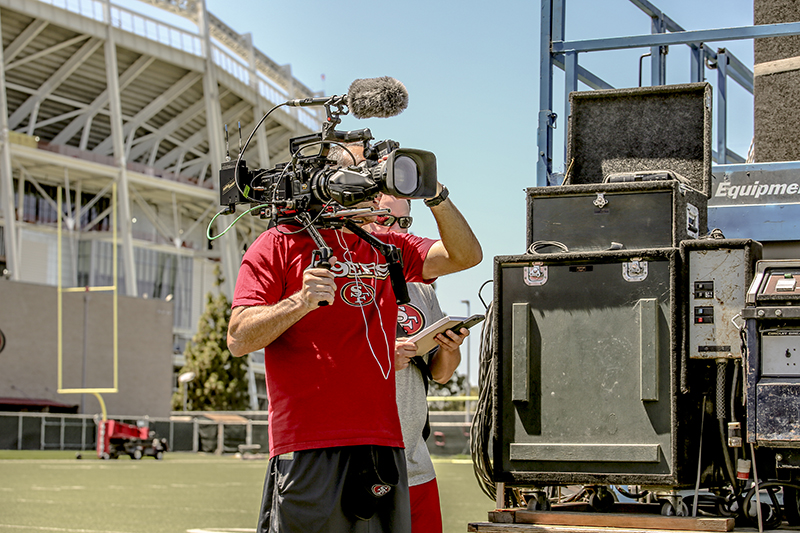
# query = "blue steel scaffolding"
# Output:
<box><xmin>538</xmin><ymin>0</ymin><xmax>800</xmax><ymax>243</ymax></box>
<box><xmin>537</xmin><ymin>0</ymin><xmax>800</xmax><ymax>184</ymax></box>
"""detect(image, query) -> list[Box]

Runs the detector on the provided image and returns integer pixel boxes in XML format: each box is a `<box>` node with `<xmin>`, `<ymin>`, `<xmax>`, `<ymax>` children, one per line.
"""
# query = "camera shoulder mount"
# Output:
<box><xmin>296</xmin><ymin>212</ymin><xmax>409</xmax><ymax>306</ymax></box>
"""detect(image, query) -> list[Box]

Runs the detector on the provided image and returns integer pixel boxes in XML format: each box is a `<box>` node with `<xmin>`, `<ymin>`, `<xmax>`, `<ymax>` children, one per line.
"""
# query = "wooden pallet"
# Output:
<box><xmin>468</xmin><ymin>510</ymin><xmax>735</xmax><ymax>533</ymax></box>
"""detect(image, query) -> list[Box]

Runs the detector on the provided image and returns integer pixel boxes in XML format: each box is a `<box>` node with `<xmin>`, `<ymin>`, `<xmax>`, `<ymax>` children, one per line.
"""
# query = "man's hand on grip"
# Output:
<box><xmin>301</xmin><ymin>256</ymin><xmax>337</xmax><ymax>308</ymax></box>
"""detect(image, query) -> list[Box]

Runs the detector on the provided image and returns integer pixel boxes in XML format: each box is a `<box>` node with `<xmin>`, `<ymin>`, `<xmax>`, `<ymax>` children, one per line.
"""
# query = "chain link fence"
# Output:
<box><xmin>0</xmin><ymin>410</ymin><xmax>470</xmax><ymax>456</ymax></box>
<box><xmin>0</xmin><ymin>412</ymin><xmax>268</xmax><ymax>454</ymax></box>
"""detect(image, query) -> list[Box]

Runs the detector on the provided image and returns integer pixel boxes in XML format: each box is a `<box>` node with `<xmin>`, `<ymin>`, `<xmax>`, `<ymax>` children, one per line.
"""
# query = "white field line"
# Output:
<box><xmin>0</xmin><ymin>525</ymin><xmax>133</xmax><ymax>533</ymax></box>
<box><xmin>186</xmin><ymin>529</ymin><xmax>255</xmax><ymax>533</ymax></box>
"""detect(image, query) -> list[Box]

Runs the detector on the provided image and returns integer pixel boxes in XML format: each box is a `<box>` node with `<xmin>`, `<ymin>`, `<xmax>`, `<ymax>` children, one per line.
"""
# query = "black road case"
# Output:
<box><xmin>493</xmin><ymin>249</ymin><xmax>708</xmax><ymax>486</ymax></box>
<box><xmin>526</xmin><ymin>180</ymin><xmax>706</xmax><ymax>253</ymax></box>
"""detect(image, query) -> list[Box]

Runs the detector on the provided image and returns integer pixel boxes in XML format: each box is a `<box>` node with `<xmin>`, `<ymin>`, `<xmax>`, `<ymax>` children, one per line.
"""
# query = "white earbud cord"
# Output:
<box><xmin>335</xmin><ymin>230</ymin><xmax>392</xmax><ymax>380</ymax></box>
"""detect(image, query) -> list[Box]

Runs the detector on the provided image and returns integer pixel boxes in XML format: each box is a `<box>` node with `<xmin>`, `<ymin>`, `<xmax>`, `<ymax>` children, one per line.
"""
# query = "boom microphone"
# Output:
<box><xmin>284</xmin><ymin>77</ymin><xmax>408</xmax><ymax>119</ymax></box>
<box><xmin>346</xmin><ymin>77</ymin><xmax>408</xmax><ymax>119</ymax></box>
<box><xmin>284</xmin><ymin>94</ymin><xmax>347</xmax><ymax>107</ymax></box>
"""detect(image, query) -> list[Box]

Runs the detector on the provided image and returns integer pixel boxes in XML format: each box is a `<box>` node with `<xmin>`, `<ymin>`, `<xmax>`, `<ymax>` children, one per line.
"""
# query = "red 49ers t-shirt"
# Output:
<box><xmin>232</xmin><ymin>225</ymin><xmax>436</xmax><ymax>457</ymax></box>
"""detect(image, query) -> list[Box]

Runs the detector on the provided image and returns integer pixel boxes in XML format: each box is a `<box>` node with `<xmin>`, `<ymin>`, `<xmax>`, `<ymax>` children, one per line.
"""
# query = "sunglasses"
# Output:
<box><xmin>375</xmin><ymin>215</ymin><xmax>413</xmax><ymax>229</ymax></box>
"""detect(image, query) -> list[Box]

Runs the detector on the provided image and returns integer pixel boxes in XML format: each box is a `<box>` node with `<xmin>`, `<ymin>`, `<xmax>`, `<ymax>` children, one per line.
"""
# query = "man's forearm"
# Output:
<box><xmin>430</xmin><ymin>346</ymin><xmax>461</xmax><ymax>384</ymax></box>
<box><xmin>227</xmin><ymin>294</ymin><xmax>312</xmax><ymax>356</ymax></box>
<box><xmin>423</xmin><ymin>197</ymin><xmax>483</xmax><ymax>279</ymax></box>
<box><xmin>227</xmin><ymin>264</ymin><xmax>337</xmax><ymax>356</ymax></box>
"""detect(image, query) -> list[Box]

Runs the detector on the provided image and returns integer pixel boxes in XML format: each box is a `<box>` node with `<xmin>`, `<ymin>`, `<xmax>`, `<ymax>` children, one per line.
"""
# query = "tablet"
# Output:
<box><xmin>406</xmin><ymin>314</ymin><xmax>486</xmax><ymax>355</ymax></box>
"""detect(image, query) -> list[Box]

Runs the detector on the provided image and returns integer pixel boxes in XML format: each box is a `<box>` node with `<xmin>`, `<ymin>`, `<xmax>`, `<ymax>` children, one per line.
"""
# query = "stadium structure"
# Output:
<box><xmin>0</xmin><ymin>0</ymin><xmax>322</xmax><ymax>416</ymax></box>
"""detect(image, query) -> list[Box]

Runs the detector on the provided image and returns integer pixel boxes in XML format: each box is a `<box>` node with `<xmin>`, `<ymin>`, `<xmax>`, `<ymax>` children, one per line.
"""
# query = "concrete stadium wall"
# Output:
<box><xmin>0</xmin><ymin>279</ymin><xmax>174</xmax><ymax>417</ymax></box>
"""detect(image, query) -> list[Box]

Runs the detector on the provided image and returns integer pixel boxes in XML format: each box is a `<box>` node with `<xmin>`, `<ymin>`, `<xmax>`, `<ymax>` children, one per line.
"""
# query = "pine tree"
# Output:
<box><xmin>172</xmin><ymin>265</ymin><xmax>249</xmax><ymax>411</ymax></box>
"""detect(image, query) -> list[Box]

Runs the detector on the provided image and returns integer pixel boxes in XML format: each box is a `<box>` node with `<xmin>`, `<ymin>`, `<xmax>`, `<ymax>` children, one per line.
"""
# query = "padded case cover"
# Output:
<box><xmin>566</xmin><ymin>83</ymin><xmax>712</xmax><ymax>197</ymax></box>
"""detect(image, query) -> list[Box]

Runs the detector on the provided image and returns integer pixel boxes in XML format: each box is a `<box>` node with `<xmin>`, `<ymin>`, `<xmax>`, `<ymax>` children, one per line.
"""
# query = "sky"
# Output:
<box><xmin>129</xmin><ymin>0</ymin><xmax>758</xmax><ymax>386</ymax></box>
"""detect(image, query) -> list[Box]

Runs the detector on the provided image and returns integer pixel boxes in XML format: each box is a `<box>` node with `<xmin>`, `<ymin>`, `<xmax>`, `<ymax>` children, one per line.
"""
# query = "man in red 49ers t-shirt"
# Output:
<box><xmin>227</xmin><ymin>144</ymin><xmax>482</xmax><ymax>533</ymax></box>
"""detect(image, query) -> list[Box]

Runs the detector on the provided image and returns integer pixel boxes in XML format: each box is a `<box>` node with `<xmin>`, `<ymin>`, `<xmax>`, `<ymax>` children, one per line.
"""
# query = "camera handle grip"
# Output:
<box><xmin>298</xmin><ymin>213</ymin><xmax>334</xmax><ymax>307</ymax></box>
<box><xmin>310</xmin><ymin>249</ymin><xmax>332</xmax><ymax>307</ymax></box>
<box><xmin>311</xmin><ymin>248</ymin><xmax>332</xmax><ymax>269</ymax></box>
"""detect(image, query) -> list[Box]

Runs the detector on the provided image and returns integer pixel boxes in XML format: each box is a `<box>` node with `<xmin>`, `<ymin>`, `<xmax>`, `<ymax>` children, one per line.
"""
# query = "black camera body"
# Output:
<box><xmin>219</xmin><ymin>130</ymin><xmax>437</xmax><ymax>223</ymax></box>
<box><xmin>214</xmin><ymin>78</ymin><xmax>429</xmax><ymax>303</ymax></box>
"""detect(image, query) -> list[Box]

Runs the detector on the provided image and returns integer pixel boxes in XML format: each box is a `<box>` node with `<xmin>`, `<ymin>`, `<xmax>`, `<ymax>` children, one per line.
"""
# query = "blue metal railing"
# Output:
<box><xmin>537</xmin><ymin>0</ymin><xmax>800</xmax><ymax>187</ymax></box>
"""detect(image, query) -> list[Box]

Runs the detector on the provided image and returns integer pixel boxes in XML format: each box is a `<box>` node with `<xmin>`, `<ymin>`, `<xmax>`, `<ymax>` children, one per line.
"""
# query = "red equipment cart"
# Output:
<box><xmin>96</xmin><ymin>419</ymin><xmax>168</xmax><ymax>460</ymax></box>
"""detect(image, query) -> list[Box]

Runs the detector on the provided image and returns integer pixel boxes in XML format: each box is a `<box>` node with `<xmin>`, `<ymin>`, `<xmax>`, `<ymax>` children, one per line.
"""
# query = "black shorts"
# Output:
<box><xmin>257</xmin><ymin>446</ymin><xmax>411</xmax><ymax>533</ymax></box>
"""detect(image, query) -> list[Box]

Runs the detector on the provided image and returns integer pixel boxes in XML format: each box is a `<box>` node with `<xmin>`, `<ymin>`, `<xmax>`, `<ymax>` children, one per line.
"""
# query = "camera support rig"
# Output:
<box><xmin>295</xmin><ymin>210</ymin><xmax>410</xmax><ymax>306</ymax></box>
<box><xmin>343</xmin><ymin>218</ymin><xmax>410</xmax><ymax>305</ymax></box>
<box><xmin>216</xmin><ymin>80</ymin><xmax>436</xmax><ymax>308</ymax></box>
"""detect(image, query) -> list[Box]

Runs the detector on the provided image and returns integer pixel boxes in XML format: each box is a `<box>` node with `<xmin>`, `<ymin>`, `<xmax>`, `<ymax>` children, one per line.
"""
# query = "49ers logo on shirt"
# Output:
<box><xmin>341</xmin><ymin>281</ymin><xmax>376</xmax><ymax>306</ymax></box>
<box><xmin>331</xmin><ymin>261</ymin><xmax>390</xmax><ymax>280</ymax></box>
<box><xmin>397</xmin><ymin>304</ymin><xmax>424</xmax><ymax>335</ymax></box>
<box><xmin>371</xmin><ymin>484</ymin><xmax>393</xmax><ymax>497</ymax></box>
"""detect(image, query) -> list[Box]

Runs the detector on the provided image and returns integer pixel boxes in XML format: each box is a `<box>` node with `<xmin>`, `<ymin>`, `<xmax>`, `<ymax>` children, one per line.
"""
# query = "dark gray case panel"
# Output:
<box><xmin>754</xmin><ymin>381</ymin><xmax>800</xmax><ymax>446</ymax></box>
<box><xmin>743</xmin><ymin>317</ymin><xmax>799</xmax><ymax>446</ymax></box>
<box><xmin>493</xmin><ymin>249</ymin><xmax>698</xmax><ymax>486</ymax></box>
<box><xmin>567</xmin><ymin>83</ymin><xmax>712</xmax><ymax>197</ymax></box>
<box><xmin>526</xmin><ymin>181</ymin><xmax>708</xmax><ymax>253</ymax></box>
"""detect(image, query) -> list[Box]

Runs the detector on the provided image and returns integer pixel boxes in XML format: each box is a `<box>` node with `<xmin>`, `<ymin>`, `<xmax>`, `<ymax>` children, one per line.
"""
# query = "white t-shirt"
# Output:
<box><xmin>395</xmin><ymin>281</ymin><xmax>444</xmax><ymax>487</ymax></box>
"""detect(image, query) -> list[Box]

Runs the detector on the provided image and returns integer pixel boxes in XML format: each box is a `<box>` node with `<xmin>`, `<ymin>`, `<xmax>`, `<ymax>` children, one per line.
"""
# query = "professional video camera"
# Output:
<box><xmin>218</xmin><ymin>77</ymin><xmax>437</xmax><ymax>226</ymax></box>
<box><xmin>215</xmin><ymin>77</ymin><xmax>435</xmax><ymax>305</ymax></box>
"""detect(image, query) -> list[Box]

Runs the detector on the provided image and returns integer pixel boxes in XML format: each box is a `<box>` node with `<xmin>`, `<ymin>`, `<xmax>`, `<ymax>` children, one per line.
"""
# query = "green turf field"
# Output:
<box><xmin>0</xmin><ymin>451</ymin><xmax>495</xmax><ymax>533</ymax></box>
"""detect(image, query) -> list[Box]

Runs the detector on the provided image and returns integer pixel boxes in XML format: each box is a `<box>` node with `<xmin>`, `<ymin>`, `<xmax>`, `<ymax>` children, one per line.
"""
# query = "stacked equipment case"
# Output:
<box><xmin>527</xmin><ymin>83</ymin><xmax>712</xmax><ymax>255</ymax></box>
<box><xmin>493</xmin><ymin>83</ymin><xmax>765</xmax><ymax>513</ymax></box>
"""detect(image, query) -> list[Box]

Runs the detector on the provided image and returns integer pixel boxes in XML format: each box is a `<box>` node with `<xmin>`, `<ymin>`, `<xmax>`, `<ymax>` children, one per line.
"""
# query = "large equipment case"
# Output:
<box><xmin>492</xmin><ymin>248</ymin><xmax>703</xmax><ymax>486</ymax></box>
<box><xmin>527</xmin><ymin>181</ymin><xmax>706</xmax><ymax>253</ymax></box>
<box><xmin>526</xmin><ymin>83</ymin><xmax>712</xmax><ymax>253</ymax></box>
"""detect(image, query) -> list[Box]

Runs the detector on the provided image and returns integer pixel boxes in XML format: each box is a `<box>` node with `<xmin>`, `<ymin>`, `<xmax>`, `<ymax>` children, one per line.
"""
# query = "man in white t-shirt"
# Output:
<box><xmin>372</xmin><ymin>193</ymin><xmax>469</xmax><ymax>533</ymax></box>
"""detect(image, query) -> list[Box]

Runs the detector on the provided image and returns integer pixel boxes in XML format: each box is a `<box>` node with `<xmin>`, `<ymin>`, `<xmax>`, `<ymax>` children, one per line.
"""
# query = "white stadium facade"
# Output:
<box><xmin>0</xmin><ymin>0</ymin><xmax>322</xmax><ymax>416</ymax></box>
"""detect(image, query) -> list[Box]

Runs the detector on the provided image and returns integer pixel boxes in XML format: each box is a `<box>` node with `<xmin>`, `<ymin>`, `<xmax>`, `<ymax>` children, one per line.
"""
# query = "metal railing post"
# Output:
<box><xmin>651</xmin><ymin>14</ymin><xmax>667</xmax><ymax>86</ymax></box>
<box><xmin>537</xmin><ymin>0</ymin><xmax>555</xmax><ymax>187</ymax></box>
<box><xmin>717</xmin><ymin>48</ymin><xmax>729</xmax><ymax>164</ymax></box>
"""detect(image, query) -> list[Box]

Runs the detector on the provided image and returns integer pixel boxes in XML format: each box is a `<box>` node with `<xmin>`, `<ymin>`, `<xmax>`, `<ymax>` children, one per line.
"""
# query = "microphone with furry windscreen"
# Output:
<box><xmin>218</xmin><ymin>74</ymin><xmax>434</xmax><ymax>226</ymax></box>
<box><xmin>347</xmin><ymin>77</ymin><xmax>408</xmax><ymax>119</ymax></box>
<box><xmin>285</xmin><ymin>76</ymin><xmax>408</xmax><ymax>119</ymax></box>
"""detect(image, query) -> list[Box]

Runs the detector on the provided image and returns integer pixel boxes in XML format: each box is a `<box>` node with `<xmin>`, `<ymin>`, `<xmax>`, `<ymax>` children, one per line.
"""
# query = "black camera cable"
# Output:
<box><xmin>207</xmin><ymin>103</ymin><xmax>287</xmax><ymax>240</ymax></box>
<box><xmin>234</xmin><ymin>103</ymin><xmax>285</xmax><ymax>203</ymax></box>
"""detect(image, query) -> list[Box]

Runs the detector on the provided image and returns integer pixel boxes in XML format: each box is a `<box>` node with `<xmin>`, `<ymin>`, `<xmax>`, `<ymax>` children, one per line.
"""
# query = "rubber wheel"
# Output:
<box><xmin>661</xmin><ymin>501</ymin><xmax>689</xmax><ymax>516</ymax></box>
<box><xmin>526</xmin><ymin>493</ymin><xmax>550</xmax><ymax>511</ymax></box>
<box><xmin>155</xmin><ymin>450</ymin><xmax>164</xmax><ymax>461</ymax></box>
<box><xmin>132</xmin><ymin>449</ymin><xmax>143</xmax><ymax>460</ymax></box>
<box><xmin>746</xmin><ymin>500</ymin><xmax>782</xmax><ymax>530</ymax></box>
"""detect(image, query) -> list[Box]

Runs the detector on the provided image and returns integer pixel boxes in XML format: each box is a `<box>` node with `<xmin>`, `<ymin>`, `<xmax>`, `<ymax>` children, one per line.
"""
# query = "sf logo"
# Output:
<box><xmin>341</xmin><ymin>281</ymin><xmax>376</xmax><ymax>306</ymax></box>
<box><xmin>397</xmin><ymin>304</ymin><xmax>424</xmax><ymax>335</ymax></box>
